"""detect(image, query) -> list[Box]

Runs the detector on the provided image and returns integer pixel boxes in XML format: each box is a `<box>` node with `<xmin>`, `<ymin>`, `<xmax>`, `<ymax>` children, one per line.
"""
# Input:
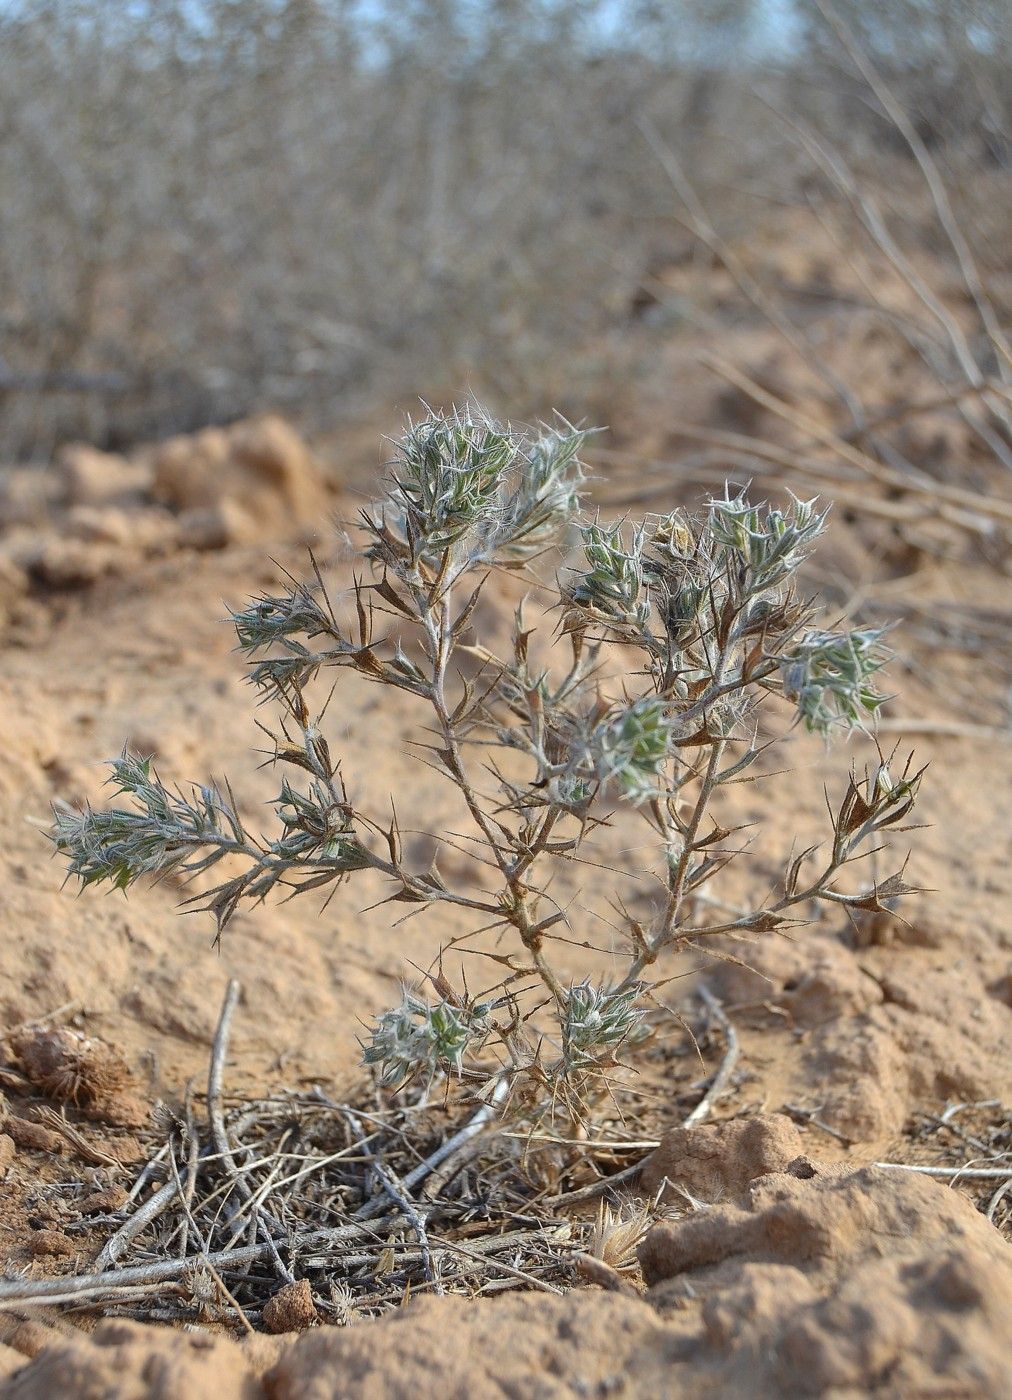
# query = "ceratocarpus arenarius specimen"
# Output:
<box><xmin>55</xmin><ymin>406</ymin><xmax>922</xmax><ymax>1119</ymax></box>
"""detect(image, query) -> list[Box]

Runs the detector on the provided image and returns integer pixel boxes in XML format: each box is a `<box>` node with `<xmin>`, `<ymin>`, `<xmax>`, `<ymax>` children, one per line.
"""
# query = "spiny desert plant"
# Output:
<box><xmin>53</xmin><ymin>405</ymin><xmax>922</xmax><ymax>1118</ymax></box>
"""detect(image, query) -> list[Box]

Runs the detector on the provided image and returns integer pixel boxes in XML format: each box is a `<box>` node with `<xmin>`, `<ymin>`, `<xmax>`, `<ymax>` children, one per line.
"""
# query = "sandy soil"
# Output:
<box><xmin>0</xmin><ymin>389</ymin><xmax>1009</xmax><ymax>1395</ymax></box>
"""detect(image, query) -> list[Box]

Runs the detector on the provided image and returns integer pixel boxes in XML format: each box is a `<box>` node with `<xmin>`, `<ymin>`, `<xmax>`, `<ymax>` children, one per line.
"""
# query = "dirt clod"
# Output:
<box><xmin>57</xmin><ymin>445</ymin><xmax>150</xmax><ymax>510</ymax></box>
<box><xmin>2</xmin><ymin>1117</ymin><xmax>64</xmax><ymax>1155</ymax></box>
<box><xmin>265</xmin><ymin>1293</ymin><xmax>669</xmax><ymax>1400</ymax></box>
<box><xmin>0</xmin><ymin>1320</ymin><xmax>260</xmax><ymax>1400</ymax></box>
<box><xmin>262</xmin><ymin>1280</ymin><xmax>319</xmax><ymax>1335</ymax></box>
<box><xmin>151</xmin><ymin>414</ymin><xmax>325</xmax><ymax>530</ymax></box>
<box><xmin>26</xmin><ymin>1230</ymin><xmax>77</xmax><ymax>1259</ymax></box>
<box><xmin>638</xmin><ymin>1164</ymin><xmax>1012</xmax><ymax>1395</ymax></box>
<box><xmin>79</xmin><ymin>1184</ymin><xmax>129</xmax><ymax>1214</ymax></box>
<box><xmin>640</xmin><ymin>1113</ymin><xmax>806</xmax><ymax>1204</ymax></box>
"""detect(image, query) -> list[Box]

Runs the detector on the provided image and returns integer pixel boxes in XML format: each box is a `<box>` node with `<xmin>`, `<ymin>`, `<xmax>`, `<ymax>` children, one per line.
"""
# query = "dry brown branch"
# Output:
<box><xmin>590</xmin><ymin>445</ymin><xmax>946</xmax><ymax>528</ymax></box>
<box><xmin>872</xmin><ymin>1163</ymin><xmax>1012</xmax><ymax>1180</ymax></box>
<box><xmin>874</xmin><ymin>719</ymin><xmax>1012</xmax><ymax>743</ymax></box>
<box><xmin>700</xmin><ymin>355</ymin><xmax>1012</xmax><ymax>525</ymax></box>
<box><xmin>29</xmin><ymin>1107</ymin><xmax>127</xmax><ymax>1169</ymax></box>
<box><xmin>535</xmin><ymin>1160</ymin><xmax>645</xmax><ymax>1210</ymax></box>
<box><xmin>434</xmin><ymin>1237</ymin><xmax>565</xmax><ymax>1296</ymax></box>
<box><xmin>344</xmin><ymin>1109</ymin><xmax>443</xmax><ymax>1295</ymax></box>
<box><xmin>207</xmin><ymin>979</ymin><xmax>294</xmax><ymax>1285</ymax></box>
<box><xmin>986</xmin><ymin>1178</ymin><xmax>1012</xmax><ymax>1224</ymax></box>
<box><xmin>637</xmin><ymin>113</ymin><xmax>867</xmax><ymax>433</ymax></box>
<box><xmin>502</xmin><ymin>1134</ymin><xmax>661</xmax><ymax>1150</ymax></box>
<box><xmin>841</xmin><ymin>383</ymin><xmax>1005</xmax><ymax>444</ymax></box>
<box><xmin>0</xmin><ymin>1242</ymin><xmax>279</xmax><ymax>1308</ymax></box>
<box><xmin>815</xmin><ymin>0</ymin><xmax>1011</xmax><ymax>380</ymax></box>
<box><xmin>682</xmin><ymin>985</ymin><xmax>740</xmax><ymax>1127</ymax></box>
<box><xmin>765</xmin><ymin>108</ymin><xmax>987</xmax><ymax>398</ymax></box>
<box><xmin>95</xmin><ymin>1177</ymin><xmax>181</xmax><ymax>1270</ymax></box>
<box><xmin>783</xmin><ymin>1103</ymin><xmax>853</xmax><ymax>1146</ymax></box>
<box><xmin>358</xmin><ymin>1077</ymin><xmax>510</xmax><ymax>1219</ymax></box>
<box><xmin>571</xmin><ymin>1253</ymin><xmax>639</xmax><ymax>1296</ymax></box>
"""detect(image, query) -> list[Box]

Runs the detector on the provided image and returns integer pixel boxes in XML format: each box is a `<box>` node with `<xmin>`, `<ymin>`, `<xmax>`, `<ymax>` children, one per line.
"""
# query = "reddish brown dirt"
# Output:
<box><xmin>0</xmin><ymin>400</ymin><xmax>1009</xmax><ymax>1395</ymax></box>
<box><xmin>4</xmin><ymin>1160</ymin><xmax>1010</xmax><ymax>1397</ymax></box>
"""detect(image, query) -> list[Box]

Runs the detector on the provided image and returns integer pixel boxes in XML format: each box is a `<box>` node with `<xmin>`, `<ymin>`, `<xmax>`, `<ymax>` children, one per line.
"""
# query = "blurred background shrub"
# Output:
<box><xmin>0</xmin><ymin>0</ymin><xmax>1007</xmax><ymax>458</ymax></box>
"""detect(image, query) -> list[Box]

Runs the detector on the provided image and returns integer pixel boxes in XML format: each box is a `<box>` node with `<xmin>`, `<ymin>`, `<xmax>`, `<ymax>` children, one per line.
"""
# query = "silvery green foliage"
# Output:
<box><xmin>366</xmin><ymin>406</ymin><xmax>588</xmax><ymax>569</ymax></box>
<box><xmin>589</xmin><ymin>699</ymin><xmax>676</xmax><ymax>803</ymax></box>
<box><xmin>53</xmin><ymin>753</ymin><xmax>243</xmax><ymax>893</ymax></box>
<box><xmin>562</xmin><ymin>981</ymin><xmax>645</xmax><ymax>1070</ymax></box>
<box><xmin>782</xmin><ymin>627</ymin><xmax>890</xmax><ymax>734</ymax></box>
<box><xmin>708</xmin><ymin>488</ymin><xmax>829</xmax><ymax>591</ymax></box>
<box><xmin>53</xmin><ymin>405</ymin><xmax>920</xmax><ymax>1116</ymax></box>
<box><xmin>569</xmin><ymin>520</ymin><xmax>651</xmax><ymax>628</ymax></box>
<box><xmin>363</xmin><ymin>993</ymin><xmax>488</xmax><ymax>1087</ymax></box>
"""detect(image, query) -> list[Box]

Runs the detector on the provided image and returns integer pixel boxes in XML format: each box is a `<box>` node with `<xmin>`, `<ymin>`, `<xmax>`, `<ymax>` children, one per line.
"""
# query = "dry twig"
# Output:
<box><xmin>683</xmin><ymin>986</ymin><xmax>740</xmax><ymax>1127</ymax></box>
